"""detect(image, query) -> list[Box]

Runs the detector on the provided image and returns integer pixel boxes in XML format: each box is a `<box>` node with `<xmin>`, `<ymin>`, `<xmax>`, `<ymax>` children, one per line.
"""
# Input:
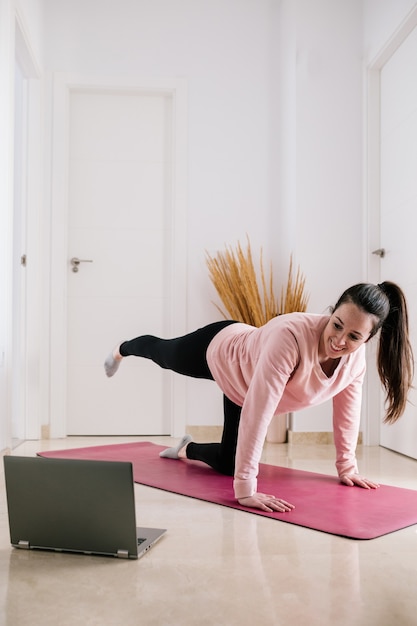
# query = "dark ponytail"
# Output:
<box><xmin>377</xmin><ymin>282</ymin><xmax>414</xmax><ymax>423</ymax></box>
<box><xmin>333</xmin><ymin>281</ymin><xmax>414</xmax><ymax>423</ymax></box>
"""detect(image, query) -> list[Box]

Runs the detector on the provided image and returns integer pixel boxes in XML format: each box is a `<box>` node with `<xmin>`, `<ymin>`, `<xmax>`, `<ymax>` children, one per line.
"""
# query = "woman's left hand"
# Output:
<box><xmin>340</xmin><ymin>474</ymin><xmax>380</xmax><ymax>489</ymax></box>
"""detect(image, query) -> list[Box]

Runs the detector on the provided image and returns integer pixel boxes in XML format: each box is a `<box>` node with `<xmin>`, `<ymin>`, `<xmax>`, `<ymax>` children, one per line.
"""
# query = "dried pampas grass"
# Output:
<box><xmin>278</xmin><ymin>255</ymin><xmax>309</xmax><ymax>315</ymax></box>
<box><xmin>206</xmin><ymin>238</ymin><xmax>308</xmax><ymax>327</ymax></box>
<box><xmin>206</xmin><ymin>238</ymin><xmax>276</xmax><ymax>327</ymax></box>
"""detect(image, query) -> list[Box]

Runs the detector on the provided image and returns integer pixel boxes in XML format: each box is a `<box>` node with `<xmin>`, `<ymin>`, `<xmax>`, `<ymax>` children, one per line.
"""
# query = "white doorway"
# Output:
<box><xmin>49</xmin><ymin>74</ymin><xmax>187</xmax><ymax>438</ymax></box>
<box><xmin>366</xmin><ymin>11</ymin><xmax>417</xmax><ymax>459</ymax></box>
<box><xmin>11</xmin><ymin>58</ymin><xmax>28</xmax><ymax>445</ymax></box>
<box><xmin>67</xmin><ymin>89</ymin><xmax>171</xmax><ymax>435</ymax></box>
<box><xmin>379</xmin><ymin>24</ymin><xmax>417</xmax><ymax>459</ymax></box>
<box><xmin>10</xmin><ymin>14</ymin><xmax>43</xmax><ymax>446</ymax></box>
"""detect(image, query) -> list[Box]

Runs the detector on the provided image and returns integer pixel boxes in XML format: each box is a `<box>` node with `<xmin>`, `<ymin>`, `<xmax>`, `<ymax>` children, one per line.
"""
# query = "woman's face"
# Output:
<box><xmin>319</xmin><ymin>302</ymin><xmax>377</xmax><ymax>360</ymax></box>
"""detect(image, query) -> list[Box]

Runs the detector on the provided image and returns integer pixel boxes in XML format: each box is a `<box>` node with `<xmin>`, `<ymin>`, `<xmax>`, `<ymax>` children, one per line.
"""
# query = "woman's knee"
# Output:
<box><xmin>217</xmin><ymin>459</ymin><xmax>235</xmax><ymax>476</ymax></box>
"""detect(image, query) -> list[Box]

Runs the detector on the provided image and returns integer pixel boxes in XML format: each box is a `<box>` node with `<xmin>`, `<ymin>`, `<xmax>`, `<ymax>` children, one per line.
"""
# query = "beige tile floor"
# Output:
<box><xmin>1</xmin><ymin>437</ymin><xmax>417</xmax><ymax>626</ymax></box>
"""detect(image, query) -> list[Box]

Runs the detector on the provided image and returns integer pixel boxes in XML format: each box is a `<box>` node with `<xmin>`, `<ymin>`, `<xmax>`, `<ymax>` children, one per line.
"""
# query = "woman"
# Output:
<box><xmin>104</xmin><ymin>282</ymin><xmax>413</xmax><ymax>513</ymax></box>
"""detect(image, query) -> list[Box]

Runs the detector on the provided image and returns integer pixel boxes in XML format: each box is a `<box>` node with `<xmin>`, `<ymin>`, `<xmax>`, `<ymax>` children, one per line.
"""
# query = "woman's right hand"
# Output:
<box><xmin>238</xmin><ymin>492</ymin><xmax>295</xmax><ymax>513</ymax></box>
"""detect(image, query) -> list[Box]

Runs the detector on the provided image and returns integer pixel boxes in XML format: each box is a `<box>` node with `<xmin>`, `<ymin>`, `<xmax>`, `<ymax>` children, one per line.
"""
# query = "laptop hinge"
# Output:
<box><xmin>18</xmin><ymin>540</ymin><xmax>30</xmax><ymax>549</ymax></box>
<box><xmin>117</xmin><ymin>549</ymin><xmax>129</xmax><ymax>559</ymax></box>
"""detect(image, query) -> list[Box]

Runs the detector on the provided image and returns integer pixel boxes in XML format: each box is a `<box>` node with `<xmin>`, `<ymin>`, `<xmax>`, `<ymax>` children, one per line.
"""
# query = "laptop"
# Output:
<box><xmin>3</xmin><ymin>455</ymin><xmax>166</xmax><ymax>559</ymax></box>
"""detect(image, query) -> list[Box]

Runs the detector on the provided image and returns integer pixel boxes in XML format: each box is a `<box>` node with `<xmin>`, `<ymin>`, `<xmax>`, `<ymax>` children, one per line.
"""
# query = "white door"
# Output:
<box><xmin>66</xmin><ymin>89</ymin><xmax>172</xmax><ymax>435</ymax></box>
<box><xmin>11</xmin><ymin>60</ymin><xmax>27</xmax><ymax>444</ymax></box>
<box><xmin>379</xmin><ymin>25</ymin><xmax>417</xmax><ymax>459</ymax></box>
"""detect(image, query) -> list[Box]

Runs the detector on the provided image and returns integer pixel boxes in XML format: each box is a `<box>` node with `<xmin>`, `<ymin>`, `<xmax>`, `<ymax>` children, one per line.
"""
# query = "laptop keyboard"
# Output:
<box><xmin>137</xmin><ymin>538</ymin><xmax>146</xmax><ymax>546</ymax></box>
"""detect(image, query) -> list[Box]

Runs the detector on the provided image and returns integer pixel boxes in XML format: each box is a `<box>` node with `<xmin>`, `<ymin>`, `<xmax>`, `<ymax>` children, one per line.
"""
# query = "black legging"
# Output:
<box><xmin>120</xmin><ymin>321</ymin><xmax>241</xmax><ymax>476</ymax></box>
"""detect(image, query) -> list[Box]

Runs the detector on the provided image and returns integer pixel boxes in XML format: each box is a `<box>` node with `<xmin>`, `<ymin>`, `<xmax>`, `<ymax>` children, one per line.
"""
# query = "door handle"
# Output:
<box><xmin>372</xmin><ymin>248</ymin><xmax>386</xmax><ymax>258</ymax></box>
<box><xmin>70</xmin><ymin>257</ymin><xmax>93</xmax><ymax>273</ymax></box>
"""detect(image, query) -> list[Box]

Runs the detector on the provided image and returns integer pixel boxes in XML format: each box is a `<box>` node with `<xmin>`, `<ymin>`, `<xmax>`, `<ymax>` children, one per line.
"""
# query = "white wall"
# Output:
<box><xmin>41</xmin><ymin>0</ymin><xmax>368</xmax><ymax>430</ymax></box>
<box><xmin>2</xmin><ymin>0</ymin><xmax>416</xmax><ymax>444</ymax></box>
<box><xmin>15</xmin><ymin>0</ymin><xmax>44</xmax><ymax>66</ymax></box>
<box><xmin>292</xmin><ymin>0</ymin><xmax>417</xmax><ymax>433</ymax></box>
<box><xmin>0</xmin><ymin>0</ymin><xmax>15</xmax><ymax>451</ymax></box>
<box><xmin>363</xmin><ymin>0</ymin><xmax>417</xmax><ymax>62</ymax></box>
<box><xmin>279</xmin><ymin>0</ymin><xmax>364</xmax><ymax>432</ymax></box>
<box><xmin>0</xmin><ymin>0</ymin><xmax>44</xmax><ymax>451</ymax></box>
<box><xmin>42</xmin><ymin>0</ymin><xmax>279</xmax><ymax>428</ymax></box>
<box><xmin>42</xmin><ymin>1</ymin><xmax>277</xmax><ymax>312</ymax></box>
<box><xmin>361</xmin><ymin>0</ymin><xmax>417</xmax><ymax>445</ymax></box>
<box><xmin>37</xmin><ymin>0</ymin><xmax>417</xmax><ymax>431</ymax></box>
<box><xmin>295</xmin><ymin>0</ymin><xmax>363</xmax><ymax>310</ymax></box>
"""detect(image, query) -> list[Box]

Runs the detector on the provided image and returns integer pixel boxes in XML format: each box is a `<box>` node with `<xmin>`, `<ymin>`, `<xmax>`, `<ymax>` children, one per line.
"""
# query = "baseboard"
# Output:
<box><xmin>187</xmin><ymin>425</ymin><xmax>222</xmax><ymax>442</ymax></box>
<box><xmin>187</xmin><ymin>427</ymin><xmax>362</xmax><ymax>445</ymax></box>
<box><xmin>288</xmin><ymin>431</ymin><xmax>363</xmax><ymax>445</ymax></box>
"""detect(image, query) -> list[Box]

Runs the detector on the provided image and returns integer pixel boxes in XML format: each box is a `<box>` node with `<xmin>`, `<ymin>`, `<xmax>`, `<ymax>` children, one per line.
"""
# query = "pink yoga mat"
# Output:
<box><xmin>38</xmin><ymin>442</ymin><xmax>417</xmax><ymax>539</ymax></box>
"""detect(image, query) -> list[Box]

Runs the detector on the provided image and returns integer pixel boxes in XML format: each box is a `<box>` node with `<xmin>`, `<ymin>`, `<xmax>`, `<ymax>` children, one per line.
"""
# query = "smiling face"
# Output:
<box><xmin>319</xmin><ymin>302</ymin><xmax>377</xmax><ymax>361</ymax></box>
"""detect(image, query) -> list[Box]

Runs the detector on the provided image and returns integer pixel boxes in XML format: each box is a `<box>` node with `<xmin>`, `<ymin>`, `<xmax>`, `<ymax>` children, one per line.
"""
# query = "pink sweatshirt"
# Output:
<box><xmin>206</xmin><ymin>313</ymin><xmax>366</xmax><ymax>499</ymax></box>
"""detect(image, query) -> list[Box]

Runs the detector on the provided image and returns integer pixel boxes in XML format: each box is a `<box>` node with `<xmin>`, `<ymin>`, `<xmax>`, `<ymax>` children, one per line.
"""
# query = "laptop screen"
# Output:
<box><xmin>3</xmin><ymin>456</ymin><xmax>140</xmax><ymax>558</ymax></box>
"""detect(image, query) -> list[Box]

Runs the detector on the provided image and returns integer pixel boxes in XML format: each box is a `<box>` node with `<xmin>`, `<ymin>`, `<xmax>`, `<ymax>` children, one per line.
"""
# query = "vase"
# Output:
<box><xmin>266</xmin><ymin>413</ymin><xmax>288</xmax><ymax>443</ymax></box>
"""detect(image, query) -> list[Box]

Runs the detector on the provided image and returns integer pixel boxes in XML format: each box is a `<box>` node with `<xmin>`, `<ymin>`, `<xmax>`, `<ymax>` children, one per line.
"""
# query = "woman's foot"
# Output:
<box><xmin>104</xmin><ymin>345</ymin><xmax>123</xmax><ymax>377</ymax></box>
<box><xmin>159</xmin><ymin>434</ymin><xmax>193</xmax><ymax>459</ymax></box>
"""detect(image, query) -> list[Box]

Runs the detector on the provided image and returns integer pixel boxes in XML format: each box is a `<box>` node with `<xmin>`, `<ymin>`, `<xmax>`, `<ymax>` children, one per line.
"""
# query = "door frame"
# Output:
<box><xmin>48</xmin><ymin>73</ymin><xmax>188</xmax><ymax>438</ymax></box>
<box><xmin>11</xmin><ymin>10</ymin><xmax>43</xmax><ymax>443</ymax></box>
<box><xmin>364</xmin><ymin>5</ymin><xmax>417</xmax><ymax>445</ymax></box>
